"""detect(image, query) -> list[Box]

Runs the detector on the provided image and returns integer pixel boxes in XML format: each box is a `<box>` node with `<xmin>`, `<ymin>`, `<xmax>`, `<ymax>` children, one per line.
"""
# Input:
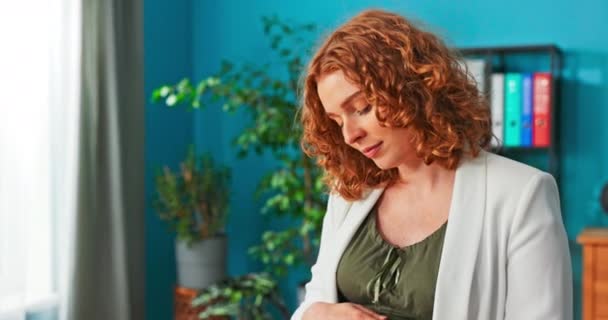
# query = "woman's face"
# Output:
<box><xmin>317</xmin><ymin>70</ymin><xmax>417</xmax><ymax>170</ymax></box>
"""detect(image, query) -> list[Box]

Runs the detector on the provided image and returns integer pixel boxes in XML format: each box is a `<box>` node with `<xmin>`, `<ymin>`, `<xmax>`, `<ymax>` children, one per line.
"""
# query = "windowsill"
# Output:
<box><xmin>0</xmin><ymin>294</ymin><xmax>58</xmax><ymax>320</ymax></box>
<box><xmin>25</xmin><ymin>294</ymin><xmax>58</xmax><ymax>314</ymax></box>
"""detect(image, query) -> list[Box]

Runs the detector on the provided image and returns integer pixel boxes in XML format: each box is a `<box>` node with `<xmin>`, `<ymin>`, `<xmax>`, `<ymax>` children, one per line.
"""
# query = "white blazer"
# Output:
<box><xmin>292</xmin><ymin>150</ymin><xmax>572</xmax><ymax>320</ymax></box>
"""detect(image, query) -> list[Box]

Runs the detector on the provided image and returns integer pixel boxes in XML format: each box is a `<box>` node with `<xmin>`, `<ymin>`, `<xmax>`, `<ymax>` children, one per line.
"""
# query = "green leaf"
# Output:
<box><xmin>206</xmin><ymin>76</ymin><xmax>221</xmax><ymax>86</ymax></box>
<box><xmin>284</xmin><ymin>253</ymin><xmax>295</xmax><ymax>265</ymax></box>
<box><xmin>150</xmin><ymin>17</ymin><xmax>324</xmax><ymax>287</ymax></box>
<box><xmin>159</xmin><ymin>86</ymin><xmax>171</xmax><ymax>97</ymax></box>
<box><xmin>151</xmin><ymin>89</ymin><xmax>162</xmax><ymax>101</ymax></box>
<box><xmin>293</xmin><ymin>190</ymin><xmax>304</xmax><ymax>202</ymax></box>
<box><xmin>166</xmin><ymin>94</ymin><xmax>177</xmax><ymax>106</ymax></box>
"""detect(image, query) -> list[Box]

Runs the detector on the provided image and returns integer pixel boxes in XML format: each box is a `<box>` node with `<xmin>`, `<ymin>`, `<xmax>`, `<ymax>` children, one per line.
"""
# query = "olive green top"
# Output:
<box><xmin>336</xmin><ymin>208</ymin><xmax>447</xmax><ymax>320</ymax></box>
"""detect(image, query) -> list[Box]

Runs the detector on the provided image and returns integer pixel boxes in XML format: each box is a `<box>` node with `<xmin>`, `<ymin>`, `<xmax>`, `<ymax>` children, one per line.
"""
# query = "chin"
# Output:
<box><xmin>371</xmin><ymin>159</ymin><xmax>393</xmax><ymax>170</ymax></box>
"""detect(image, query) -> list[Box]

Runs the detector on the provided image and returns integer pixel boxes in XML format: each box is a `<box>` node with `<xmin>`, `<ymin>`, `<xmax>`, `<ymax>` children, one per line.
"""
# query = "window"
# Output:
<box><xmin>0</xmin><ymin>1</ymin><xmax>80</xmax><ymax>319</ymax></box>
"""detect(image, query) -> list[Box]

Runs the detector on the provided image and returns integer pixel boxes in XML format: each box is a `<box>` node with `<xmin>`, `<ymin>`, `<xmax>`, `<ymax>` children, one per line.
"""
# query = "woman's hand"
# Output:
<box><xmin>303</xmin><ymin>302</ymin><xmax>387</xmax><ymax>320</ymax></box>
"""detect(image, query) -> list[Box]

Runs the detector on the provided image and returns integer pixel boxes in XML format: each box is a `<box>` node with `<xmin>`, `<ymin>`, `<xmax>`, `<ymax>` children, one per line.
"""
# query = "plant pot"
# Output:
<box><xmin>175</xmin><ymin>236</ymin><xmax>227</xmax><ymax>289</ymax></box>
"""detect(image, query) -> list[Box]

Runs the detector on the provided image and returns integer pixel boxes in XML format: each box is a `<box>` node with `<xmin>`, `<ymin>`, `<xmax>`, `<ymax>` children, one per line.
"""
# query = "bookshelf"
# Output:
<box><xmin>458</xmin><ymin>44</ymin><xmax>562</xmax><ymax>182</ymax></box>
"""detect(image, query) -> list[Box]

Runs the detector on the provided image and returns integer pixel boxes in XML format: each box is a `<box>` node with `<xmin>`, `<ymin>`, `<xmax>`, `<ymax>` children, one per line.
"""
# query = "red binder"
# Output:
<box><xmin>533</xmin><ymin>73</ymin><xmax>552</xmax><ymax>147</ymax></box>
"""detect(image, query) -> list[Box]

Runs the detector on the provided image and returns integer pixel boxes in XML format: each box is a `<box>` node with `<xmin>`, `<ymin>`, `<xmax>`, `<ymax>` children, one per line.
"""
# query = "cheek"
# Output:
<box><xmin>378</xmin><ymin>126</ymin><xmax>400</xmax><ymax>140</ymax></box>
<box><xmin>384</xmin><ymin>129</ymin><xmax>415</xmax><ymax>151</ymax></box>
<box><xmin>361</xmin><ymin>115</ymin><xmax>385</xmax><ymax>132</ymax></box>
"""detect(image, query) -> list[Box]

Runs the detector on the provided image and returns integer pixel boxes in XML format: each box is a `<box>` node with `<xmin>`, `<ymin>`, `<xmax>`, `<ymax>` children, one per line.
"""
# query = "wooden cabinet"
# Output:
<box><xmin>578</xmin><ymin>229</ymin><xmax>608</xmax><ymax>320</ymax></box>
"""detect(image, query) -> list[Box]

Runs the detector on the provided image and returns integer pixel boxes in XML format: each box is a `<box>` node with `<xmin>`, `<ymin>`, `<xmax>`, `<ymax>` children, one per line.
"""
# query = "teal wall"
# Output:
<box><xmin>144</xmin><ymin>0</ymin><xmax>194</xmax><ymax>319</ymax></box>
<box><xmin>145</xmin><ymin>0</ymin><xmax>608</xmax><ymax>319</ymax></box>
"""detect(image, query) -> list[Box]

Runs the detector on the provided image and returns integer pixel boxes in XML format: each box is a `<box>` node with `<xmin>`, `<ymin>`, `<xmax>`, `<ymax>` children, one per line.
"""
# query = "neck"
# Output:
<box><xmin>393</xmin><ymin>159</ymin><xmax>452</xmax><ymax>192</ymax></box>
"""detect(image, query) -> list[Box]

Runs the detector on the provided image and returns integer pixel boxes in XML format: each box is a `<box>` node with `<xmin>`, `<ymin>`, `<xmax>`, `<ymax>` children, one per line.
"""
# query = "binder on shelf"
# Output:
<box><xmin>458</xmin><ymin>44</ymin><xmax>560</xmax><ymax>181</ymax></box>
<box><xmin>521</xmin><ymin>73</ymin><xmax>533</xmax><ymax>147</ymax></box>
<box><xmin>504</xmin><ymin>73</ymin><xmax>522</xmax><ymax>146</ymax></box>
<box><xmin>490</xmin><ymin>73</ymin><xmax>504</xmax><ymax>147</ymax></box>
<box><xmin>533</xmin><ymin>72</ymin><xmax>552</xmax><ymax>147</ymax></box>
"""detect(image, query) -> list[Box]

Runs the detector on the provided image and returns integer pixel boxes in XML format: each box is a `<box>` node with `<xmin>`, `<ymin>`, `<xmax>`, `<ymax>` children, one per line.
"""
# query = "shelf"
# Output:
<box><xmin>459</xmin><ymin>44</ymin><xmax>562</xmax><ymax>183</ymax></box>
<box><xmin>458</xmin><ymin>44</ymin><xmax>561</xmax><ymax>56</ymax></box>
<box><xmin>492</xmin><ymin>146</ymin><xmax>551</xmax><ymax>152</ymax></box>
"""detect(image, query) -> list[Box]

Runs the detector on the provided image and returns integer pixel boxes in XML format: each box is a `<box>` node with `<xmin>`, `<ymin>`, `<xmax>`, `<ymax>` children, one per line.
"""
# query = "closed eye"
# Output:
<box><xmin>357</xmin><ymin>104</ymin><xmax>372</xmax><ymax>115</ymax></box>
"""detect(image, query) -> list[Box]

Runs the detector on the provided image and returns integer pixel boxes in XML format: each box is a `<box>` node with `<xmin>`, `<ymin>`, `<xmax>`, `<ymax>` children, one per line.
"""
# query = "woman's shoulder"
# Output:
<box><xmin>484</xmin><ymin>150</ymin><xmax>553</xmax><ymax>182</ymax></box>
<box><xmin>475</xmin><ymin>151</ymin><xmax>562</xmax><ymax>233</ymax></box>
<box><xmin>325</xmin><ymin>188</ymin><xmax>382</xmax><ymax>228</ymax></box>
<box><xmin>326</xmin><ymin>192</ymin><xmax>350</xmax><ymax>214</ymax></box>
<box><xmin>323</xmin><ymin>192</ymin><xmax>350</xmax><ymax>229</ymax></box>
<box><xmin>481</xmin><ymin>150</ymin><xmax>558</xmax><ymax>198</ymax></box>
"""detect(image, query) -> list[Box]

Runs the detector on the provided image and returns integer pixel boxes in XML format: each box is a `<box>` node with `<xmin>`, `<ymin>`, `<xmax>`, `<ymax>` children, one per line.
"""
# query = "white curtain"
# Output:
<box><xmin>0</xmin><ymin>1</ymin><xmax>81</xmax><ymax>320</ymax></box>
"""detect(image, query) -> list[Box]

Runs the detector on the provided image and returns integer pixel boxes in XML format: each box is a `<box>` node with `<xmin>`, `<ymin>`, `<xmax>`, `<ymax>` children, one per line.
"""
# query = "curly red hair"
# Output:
<box><xmin>300</xmin><ymin>9</ymin><xmax>492</xmax><ymax>201</ymax></box>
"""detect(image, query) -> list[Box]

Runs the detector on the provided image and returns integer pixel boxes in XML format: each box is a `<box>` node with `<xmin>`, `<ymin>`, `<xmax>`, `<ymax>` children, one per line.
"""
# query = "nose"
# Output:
<box><xmin>343</xmin><ymin>119</ymin><xmax>364</xmax><ymax>145</ymax></box>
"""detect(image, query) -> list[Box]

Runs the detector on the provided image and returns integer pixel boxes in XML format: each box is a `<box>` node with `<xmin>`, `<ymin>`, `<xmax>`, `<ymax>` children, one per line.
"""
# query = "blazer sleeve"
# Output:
<box><xmin>291</xmin><ymin>194</ymin><xmax>339</xmax><ymax>320</ymax></box>
<box><xmin>504</xmin><ymin>172</ymin><xmax>573</xmax><ymax>320</ymax></box>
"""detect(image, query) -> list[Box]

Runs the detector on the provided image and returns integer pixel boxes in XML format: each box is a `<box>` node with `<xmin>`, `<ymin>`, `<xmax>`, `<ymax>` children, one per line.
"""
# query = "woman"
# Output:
<box><xmin>293</xmin><ymin>9</ymin><xmax>572</xmax><ymax>320</ymax></box>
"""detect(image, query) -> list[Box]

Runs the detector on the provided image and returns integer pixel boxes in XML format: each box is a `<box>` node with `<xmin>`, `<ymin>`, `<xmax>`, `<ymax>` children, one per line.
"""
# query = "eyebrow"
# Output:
<box><xmin>325</xmin><ymin>90</ymin><xmax>363</xmax><ymax>116</ymax></box>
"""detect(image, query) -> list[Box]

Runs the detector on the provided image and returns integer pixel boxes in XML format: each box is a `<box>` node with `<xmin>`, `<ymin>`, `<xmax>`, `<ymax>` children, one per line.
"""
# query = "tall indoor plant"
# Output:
<box><xmin>153</xmin><ymin>147</ymin><xmax>231</xmax><ymax>289</ymax></box>
<box><xmin>152</xmin><ymin>16</ymin><xmax>323</xmax><ymax>318</ymax></box>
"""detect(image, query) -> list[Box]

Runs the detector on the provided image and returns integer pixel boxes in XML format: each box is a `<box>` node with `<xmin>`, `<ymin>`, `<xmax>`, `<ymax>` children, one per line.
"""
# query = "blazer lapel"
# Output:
<box><xmin>433</xmin><ymin>151</ymin><xmax>488</xmax><ymax>320</ymax></box>
<box><xmin>325</xmin><ymin>188</ymin><xmax>384</xmax><ymax>301</ymax></box>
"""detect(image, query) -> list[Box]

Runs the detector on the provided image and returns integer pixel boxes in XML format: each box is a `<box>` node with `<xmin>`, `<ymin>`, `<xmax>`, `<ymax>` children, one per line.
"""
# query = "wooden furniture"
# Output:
<box><xmin>174</xmin><ymin>286</ymin><xmax>227</xmax><ymax>320</ymax></box>
<box><xmin>578</xmin><ymin>228</ymin><xmax>608</xmax><ymax>320</ymax></box>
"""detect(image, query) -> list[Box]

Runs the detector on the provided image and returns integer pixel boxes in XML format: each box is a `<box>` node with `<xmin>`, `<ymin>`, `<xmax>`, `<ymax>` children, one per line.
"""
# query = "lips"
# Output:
<box><xmin>362</xmin><ymin>142</ymin><xmax>382</xmax><ymax>158</ymax></box>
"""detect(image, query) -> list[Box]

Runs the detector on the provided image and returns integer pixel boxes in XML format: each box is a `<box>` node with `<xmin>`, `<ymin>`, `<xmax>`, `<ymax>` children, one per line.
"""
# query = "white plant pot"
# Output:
<box><xmin>175</xmin><ymin>236</ymin><xmax>227</xmax><ymax>289</ymax></box>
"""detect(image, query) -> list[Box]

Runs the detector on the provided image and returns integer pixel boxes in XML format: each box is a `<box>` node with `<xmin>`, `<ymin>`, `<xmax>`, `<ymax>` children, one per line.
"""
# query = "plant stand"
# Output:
<box><xmin>174</xmin><ymin>286</ymin><xmax>227</xmax><ymax>320</ymax></box>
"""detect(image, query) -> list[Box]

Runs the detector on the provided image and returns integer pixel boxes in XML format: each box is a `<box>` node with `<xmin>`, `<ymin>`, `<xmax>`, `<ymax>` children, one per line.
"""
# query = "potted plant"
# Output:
<box><xmin>152</xmin><ymin>16</ymin><xmax>322</xmax><ymax>318</ymax></box>
<box><xmin>153</xmin><ymin>146</ymin><xmax>231</xmax><ymax>289</ymax></box>
<box><xmin>192</xmin><ymin>272</ymin><xmax>289</xmax><ymax>319</ymax></box>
